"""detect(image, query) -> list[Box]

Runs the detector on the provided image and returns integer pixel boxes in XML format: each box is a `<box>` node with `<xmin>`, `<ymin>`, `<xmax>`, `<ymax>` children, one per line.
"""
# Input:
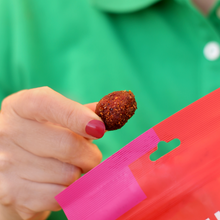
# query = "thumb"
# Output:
<box><xmin>84</xmin><ymin>102</ymin><xmax>98</xmax><ymax>113</ymax></box>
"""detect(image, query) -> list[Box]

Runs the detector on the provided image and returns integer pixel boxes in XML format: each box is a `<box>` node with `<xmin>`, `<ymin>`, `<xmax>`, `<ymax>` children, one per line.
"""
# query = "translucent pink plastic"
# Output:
<box><xmin>56</xmin><ymin>128</ymin><xmax>160</xmax><ymax>219</ymax></box>
<box><xmin>56</xmin><ymin>88</ymin><xmax>220</xmax><ymax>220</ymax></box>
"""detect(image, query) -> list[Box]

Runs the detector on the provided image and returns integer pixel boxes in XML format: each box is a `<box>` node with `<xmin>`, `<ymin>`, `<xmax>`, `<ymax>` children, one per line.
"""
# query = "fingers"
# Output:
<box><xmin>0</xmin><ymin>88</ymin><xmax>104</xmax><ymax>219</ymax></box>
<box><xmin>0</xmin><ymin>143</ymin><xmax>79</xmax><ymax>219</ymax></box>
<box><xmin>14</xmin><ymin>179</ymin><xmax>65</xmax><ymax>219</ymax></box>
<box><xmin>18</xmin><ymin>154</ymin><xmax>81</xmax><ymax>186</ymax></box>
<box><xmin>8</xmin><ymin>117</ymin><xmax>102</xmax><ymax>173</ymax></box>
<box><xmin>2</xmin><ymin>87</ymin><xmax>105</xmax><ymax>139</ymax></box>
<box><xmin>1</xmin><ymin>141</ymin><xmax>81</xmax><ymax>187</ymax></box>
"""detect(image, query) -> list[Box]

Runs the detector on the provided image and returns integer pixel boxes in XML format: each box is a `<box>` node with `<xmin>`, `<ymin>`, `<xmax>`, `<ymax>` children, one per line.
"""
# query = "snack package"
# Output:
<box><xmin>56</xmin><ymin>89</ymin><xmax>220</xmax><ymax>220</ymax></box>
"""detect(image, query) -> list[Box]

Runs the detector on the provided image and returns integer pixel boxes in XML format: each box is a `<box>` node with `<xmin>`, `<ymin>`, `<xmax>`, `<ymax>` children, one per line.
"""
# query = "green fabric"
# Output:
<box><xmin>90</xmin><ymin>0</ymin><xmax>160</xmax><ymax>13</ymax></box>
<box><xmin>1</xmin><ymin>0</ymin><xmax>220</xmax><ymax>219</ymax></box>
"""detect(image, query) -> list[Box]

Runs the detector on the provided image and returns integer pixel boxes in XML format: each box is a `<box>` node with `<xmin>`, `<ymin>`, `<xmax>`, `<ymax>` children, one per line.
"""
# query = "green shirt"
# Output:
<box><xmin>1</xmin><ymin>0</ymin><xmax>220</xmax><ymax>219</ymax></box>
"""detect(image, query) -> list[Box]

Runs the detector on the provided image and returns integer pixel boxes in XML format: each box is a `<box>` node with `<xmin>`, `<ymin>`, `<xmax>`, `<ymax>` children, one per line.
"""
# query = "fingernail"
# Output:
<box><xmin>85</xmin><ymin>120</ymin><xmax>105</xmax><ymax>138</ymax></box>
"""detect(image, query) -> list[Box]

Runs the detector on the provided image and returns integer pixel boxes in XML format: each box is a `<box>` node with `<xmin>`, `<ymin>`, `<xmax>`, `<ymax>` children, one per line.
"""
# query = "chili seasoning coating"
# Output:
<box><xmin>95</xmin><ymin>91</ymin><xmax>137</xmax><ymax>130</ymax></box>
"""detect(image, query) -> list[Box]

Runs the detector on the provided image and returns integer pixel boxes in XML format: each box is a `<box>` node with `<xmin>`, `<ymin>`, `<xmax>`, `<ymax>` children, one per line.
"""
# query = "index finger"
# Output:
<box><xmin>2</xmin><ymin>87</ymin><xmax>105</xmax><ymax>139</ymax></box>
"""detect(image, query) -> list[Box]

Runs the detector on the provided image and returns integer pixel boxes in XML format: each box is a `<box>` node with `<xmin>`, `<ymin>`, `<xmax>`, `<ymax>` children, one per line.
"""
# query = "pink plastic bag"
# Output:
<box><xmin>56</xmin><ymin>88</ymin><xmax>220</xmax><ymax>220</ymax></box>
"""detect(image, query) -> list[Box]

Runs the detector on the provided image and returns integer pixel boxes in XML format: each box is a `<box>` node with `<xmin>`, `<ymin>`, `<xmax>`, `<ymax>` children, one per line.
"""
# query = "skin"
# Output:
<box><xmin>0</xmin><ymin>87</ymin><xmax>103</xmax><ymax>220</ymax></box>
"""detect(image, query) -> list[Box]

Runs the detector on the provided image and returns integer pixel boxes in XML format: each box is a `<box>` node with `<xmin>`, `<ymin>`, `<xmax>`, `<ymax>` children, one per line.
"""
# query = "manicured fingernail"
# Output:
<box><xmin>85</xmin><ymin>120</ymin><xmax>105</xmax><ymax>138</ymax></box>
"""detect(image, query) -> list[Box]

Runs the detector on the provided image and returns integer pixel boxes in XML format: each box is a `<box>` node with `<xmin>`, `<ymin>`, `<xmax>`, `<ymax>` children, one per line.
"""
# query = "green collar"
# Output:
<box><xmin>89</xmin><ymin>0</ymin><xmax>161</xmax><ymax>13</ymax></box>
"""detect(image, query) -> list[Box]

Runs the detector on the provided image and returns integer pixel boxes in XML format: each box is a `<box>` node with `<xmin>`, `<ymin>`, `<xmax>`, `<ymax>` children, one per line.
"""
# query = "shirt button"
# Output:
<box><xmin>204</xmin><ymin>42</ymin><xmax>220</xmax><ymax>61</ymax></box>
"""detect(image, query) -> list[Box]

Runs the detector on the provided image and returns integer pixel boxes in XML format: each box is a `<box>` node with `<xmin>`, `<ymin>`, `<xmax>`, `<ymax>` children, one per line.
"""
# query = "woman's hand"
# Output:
<box><xmin>0</xmin><ymin>87</ymin><xmax>105</xmax><ymax>220</ymax></box>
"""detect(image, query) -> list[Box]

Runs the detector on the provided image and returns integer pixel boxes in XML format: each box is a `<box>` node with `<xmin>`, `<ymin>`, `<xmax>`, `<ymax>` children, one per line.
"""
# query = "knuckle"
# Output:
<box><xmin>1</xmin><ymin>90</ymin><xmax>26</xmax><ymax>111</ymax></box>
<box><xmin>1</xmin><ymin>96</ymin><xmax>17</xmax><ymax>115</ymax></box>
<box><xmin>26</xmin><ymin>88</ymin><xmax>48</xmax><ymax>111</ymax></box>
<box><xmin>39</xmin><ymin>86</ymin><xmax>51</xmax><ymax>91</ymax></box>
<box><xmin>19</xmin><ymin>87</ymin><xmax>52</xmax><ymax>120</ymax></box>
<box><xmin>62</xmin><ymin>163</ymin><xmax>81</xmax><ymax>184</ymax></box>
<box><xmin>1</xmin><ymin>96</ymin><xmax>11</xmax><ymax>110</ymax></box>
<box><xmin>83</xmin><ymin>144</ymin><xmax>102</xmax><ymax>172</ymax></box>
<box><xmin>19</xmin><ymin>90</ymin><xmax>39</xmax><ymax>116</ymax></box>
<box><xmin>57</xmin><ymin>131</ymin><xmax>74</xmax><ymax>163</ymax></box>
<box><xmin>56</xmin><ymin>132</ymin><xmax>102</xmax><ymax>172</ymax></box>
<box><xmin>65</xmin><ymin>108</ymin><xmax>77</xmax><ymax>129</ymax></box>
<box><xmin>65</xmin><ymin>103</ymin><xmax>81</xmax><ymax>130</ymax></box>
<box><xmin>93</xmin><ymin>147</ymin><xmax>103</xmax><ymax>166</ymax></box>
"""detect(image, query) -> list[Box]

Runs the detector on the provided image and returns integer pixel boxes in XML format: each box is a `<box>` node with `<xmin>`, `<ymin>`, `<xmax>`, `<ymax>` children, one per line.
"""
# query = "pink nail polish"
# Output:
<box><xmin>85</xmin><ymin>120</ymin><xmax>105</xmax><ymax>138</ymax></box>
